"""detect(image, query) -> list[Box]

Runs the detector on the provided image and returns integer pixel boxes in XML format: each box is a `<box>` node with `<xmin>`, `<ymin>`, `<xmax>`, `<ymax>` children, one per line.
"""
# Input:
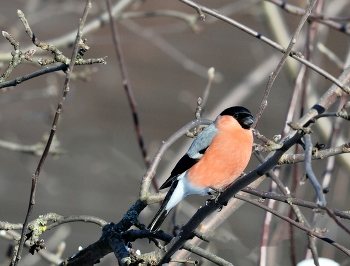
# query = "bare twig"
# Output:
<box><xmin>323</xmin><ymin>207</ymin><xmax>350</xmax><ymax>235</ymax></box>
<box><xmin>106</xmin><ymin>0</ymin><xmax>150</xmax><ymax>171</ymax></box>
<box><xmin>254</xmin><ymin>0</ymin><xmax>318</xmax><ymax>128</ymax></box>
<box><xmin>18</xmin><ymin>0</ymin><xmax>135</xmax><ymax>52</ymax></box>
<box><xmin>0</xmin><ymin>213</ymin><xmax>107</xmax><ymax>232</ymax></box>
<box><xmin>279</xmin><ymin>142</ymin><xmax>350</xmax><ymax>164</ymax></box>
<box><xmin>0</xmin><ymin>64</ymin><xmax>67</xmax><ymax>89</ymax></box>
<box><xmin>11</xmin><ymin>2</ymin><xmax>92</xmax><ymax>265</ymax></box>
<box><xmin>17</xmin><ymin>9</ymin><xmax>106</xmax><ymax>67</ymax></box>
<box><xmin>0</xmin><ymin>31</ymin><xmax>36</xmax><ymax>83</ymax></box>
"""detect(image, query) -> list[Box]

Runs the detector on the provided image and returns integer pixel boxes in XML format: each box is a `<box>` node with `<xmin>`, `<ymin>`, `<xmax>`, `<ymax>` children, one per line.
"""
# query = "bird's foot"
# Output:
<box><xmin>213</xmin><ymin>189</ymin><xmax>228</xmax><ymax>211</ymax></box>
<box><xmin>214</xmin><ymin>190</ymin><xmax>221</xmax><ymax>203</ymax></box>
<box><xmin>205</xmin><ymin>191</ymin><xmax>218</xmax><ymax>205</ymax></box>
<box><xmin>206</xmin><ymin>189</ymin><xmax>228</xmax><ymax>211</ymax></box>
<box><xmin>205</xmin><ymin>195</ymin><xmax>214</xmax><ymax>206</ymax></box>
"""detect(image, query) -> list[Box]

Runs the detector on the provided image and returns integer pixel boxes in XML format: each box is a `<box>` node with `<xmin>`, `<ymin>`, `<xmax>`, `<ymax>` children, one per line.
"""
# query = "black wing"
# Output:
<box><xmin>159</xmin><ymin>148</ymin><xmax>207</xmax><ymax>190</ymax></box>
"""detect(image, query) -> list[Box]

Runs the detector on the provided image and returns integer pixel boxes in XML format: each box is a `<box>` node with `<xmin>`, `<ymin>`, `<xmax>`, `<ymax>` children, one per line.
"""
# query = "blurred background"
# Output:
<box><xmin>0</xmin><ymin>0</ymin><xmax>349</xmax><ymax>265</ymax></box>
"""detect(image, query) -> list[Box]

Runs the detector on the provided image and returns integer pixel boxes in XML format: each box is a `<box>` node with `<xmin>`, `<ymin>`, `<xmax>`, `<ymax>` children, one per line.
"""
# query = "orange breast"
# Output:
<box><xmin>187</xmin><ymin>116</ymin><xmax>253</xmax><ymax>190</ymax></box>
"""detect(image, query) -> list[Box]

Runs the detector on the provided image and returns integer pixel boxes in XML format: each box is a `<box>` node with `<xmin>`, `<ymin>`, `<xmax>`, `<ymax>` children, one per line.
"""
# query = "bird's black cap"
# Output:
<box><xmin>220</xmin><ymin>106</ymin><xmax>254</xmax><ymax>129</ymax></box>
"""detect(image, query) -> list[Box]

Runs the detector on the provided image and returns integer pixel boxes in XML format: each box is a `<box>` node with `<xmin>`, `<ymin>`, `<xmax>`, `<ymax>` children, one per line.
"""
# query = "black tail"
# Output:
<box><xmin>148</xmin><ymin>180</ymin><xmax>178</xmax><ymax>232</ymax></box>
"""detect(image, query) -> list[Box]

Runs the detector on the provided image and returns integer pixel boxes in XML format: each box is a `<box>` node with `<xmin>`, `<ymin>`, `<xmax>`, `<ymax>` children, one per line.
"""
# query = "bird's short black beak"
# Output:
<box><xmin>242</xmin><ymin>116</ymin><xmax>254</xmax><ymax>129</ymax></box>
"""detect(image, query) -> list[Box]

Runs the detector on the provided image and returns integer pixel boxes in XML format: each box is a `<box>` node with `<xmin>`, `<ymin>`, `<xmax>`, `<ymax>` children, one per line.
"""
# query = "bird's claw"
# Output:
<box><xmin>206</xmin><ymin>190</ymin><xmax>228</xmax><ymax>211</ymax></box>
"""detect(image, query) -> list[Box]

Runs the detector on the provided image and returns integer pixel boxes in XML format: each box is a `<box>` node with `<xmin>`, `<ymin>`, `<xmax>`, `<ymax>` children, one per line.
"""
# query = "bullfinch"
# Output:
<box><xmin>148</xmin><ymin>106</ymin><xmax>254</xmax><ymax>232</ymax></box>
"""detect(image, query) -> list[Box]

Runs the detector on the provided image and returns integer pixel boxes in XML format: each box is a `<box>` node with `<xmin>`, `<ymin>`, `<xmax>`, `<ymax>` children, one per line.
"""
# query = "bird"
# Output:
<box><xmin>148</xmin><ymin>106</ymin><xmax>254</xmax><ymax>232</ymax></box>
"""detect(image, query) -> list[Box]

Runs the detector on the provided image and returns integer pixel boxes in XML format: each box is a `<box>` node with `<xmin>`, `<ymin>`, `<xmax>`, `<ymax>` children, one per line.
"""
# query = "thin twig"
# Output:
<box><xmin>11</xmin><ymin>2</ymin><xmax>92</xmax><ymax>265</ymax></box>
<box><xmin>323</xmin><ymin>207</ymin><xmax>350</xmax><ymax>235</ymax></box>
<box><xmin>0</xmin><ymin>64</ymin><xmax>67</xmax><ymax>89</ymax></box>
<box><xmin>106</xmin><ymin>0</ymin><xmax>150</xmax><ymax>170</ymax></box>
<box><xmin>254</xmin><ymin>0</ymin><xmax>318</xmax><ymax>128</ymax></box>
<box><xmin>17</xmin><ymin>9</ymin><xmax>105</xmax><ymax>67</ymax></box>
<box><xmin>0</xmin><ymin>214</ymin><xmax>107</xmax><ymax>232</ymax></box>
<box><xmin>0</xmin><ymin>31</ymin><xmax>29</xmax><ymax>82</ymax></box>
<box><xmin>279</xmin><ymin>142</ymin><xmax>350</xmax><ymax>164</ymax></box>
<box><xmin>17</xmin><ymin>0</ymin><xmax>135</xmax><ymax>52</ymax></box>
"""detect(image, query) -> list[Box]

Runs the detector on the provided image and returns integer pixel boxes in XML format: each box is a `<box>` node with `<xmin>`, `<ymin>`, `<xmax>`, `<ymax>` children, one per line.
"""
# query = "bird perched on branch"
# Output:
<box><xmin>148</xmin><ymin>106</ymin><xmax>254</xmax><ymax>232</ymax></box>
